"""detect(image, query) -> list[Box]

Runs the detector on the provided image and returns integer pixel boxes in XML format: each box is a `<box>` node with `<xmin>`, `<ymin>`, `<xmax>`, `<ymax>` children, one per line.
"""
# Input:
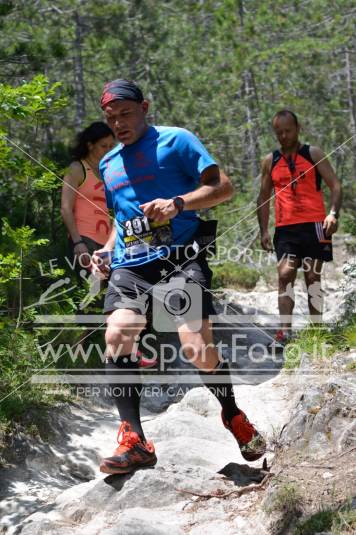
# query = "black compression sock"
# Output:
<box><xmin>199</xmin><ymin>360</ymin><xmax>240</xmax><ymax>421</ymax></box>
<box><xmin>105</xmin><ymin>355</ymin><xmax>146</xmax><ymax>441</ymax></box>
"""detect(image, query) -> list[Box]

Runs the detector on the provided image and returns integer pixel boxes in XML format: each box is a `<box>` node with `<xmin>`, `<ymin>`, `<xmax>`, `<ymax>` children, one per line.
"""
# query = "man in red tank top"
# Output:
<box><xmin>257</xmin><ymin>110</ymin><xmax>342</xmax><ymax>350</ymax></box>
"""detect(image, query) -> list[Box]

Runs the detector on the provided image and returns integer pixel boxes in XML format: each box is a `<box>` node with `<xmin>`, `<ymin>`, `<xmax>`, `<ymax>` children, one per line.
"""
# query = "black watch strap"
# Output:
<box><xmin>173</xmin><ymin>196</ymin><xmax>185</xmax><ymax>213</ymax></box>
<box><xmin>329</xmin><ymin>210</ymin><xmax>339</xmax><ymax>219</ymax></box>
<box><xmin>73</xmin><ymin>239</ymin><xmax>85</xmax><ymax>246</ymax></box>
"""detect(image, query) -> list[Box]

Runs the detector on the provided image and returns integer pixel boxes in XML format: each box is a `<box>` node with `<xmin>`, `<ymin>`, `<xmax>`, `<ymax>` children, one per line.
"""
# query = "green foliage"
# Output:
<box><xmin>0</xmin><ymin>218</ymin><xmax>50</xmax><ymax>316</ymax></box>
<box><xmin>294</xmin><ymin>502</ymin><xmax>356</xmax><ymax>535</ymax></box>
<box><xmin>341</xmin><ymin>212</ymin><xmax>356</xmax><ymax>237</ymax></box>
<box><xmin>212</xmin><ymin>261</ymin><xmax>260</xmax><ymax>290</ymax></box>
<box><xmin>32</xmin><ymin>167</ymin><xmax>62</xmax><ymax>192</ymax></box>
<box><xmin>0</xmin><ymin>2</ymin><xmax>13</xmax><ymax>17</ymax></box>
<box><xmin>345</xmin><ymin>360</ymin><xmax>356</xmax><ymax>372</ymax></box>
<box><xmin>264</xmin><ymin>483</ymin><xmax>303</xmax><ymax>516</ymax></box>
<box><xmin>0</xmin><ymin>74</ymin><xmax>67</xmax><ymax>325</ymax></box>
<box><xmin>343</xmin><ymin>321</ymin><xmax>356</xmax><ymax>349</ymax></box>
<box><xmin>2</xmin><ymin>218</ymin><xmax>49</xmax><ymax>251</ymax></box>
<box><xmin>331</xmin><ymin>507</ymin><xmax>356</xmax><ymax>534</ymax></box>
<box><xmin>0</xmin><ymin>131</ymin><xmax>13</xmax><ymax>165</ymax></box>
<box><xmin>284</xmin><ymin>318</ymin><xmax>356</xmax><ymax>369</ymax></box>
<box><xmin>0</xmin><ymin>327</ymin><xmax>65</xmax><ymax>422</ymax></box>
<box><xmin>294</xmin><ymin>510</ymin><xmax>335</xmax><ymax>534</ymax></box>
<box><xmin>0</xmin><ymin>75</ymin><xmax>67</xmax><ymax>121</ymax></box>
<box><xmin>0</xmin><ymin>253</ymin><xmax>21</xmax><ymax>284</ymax></box>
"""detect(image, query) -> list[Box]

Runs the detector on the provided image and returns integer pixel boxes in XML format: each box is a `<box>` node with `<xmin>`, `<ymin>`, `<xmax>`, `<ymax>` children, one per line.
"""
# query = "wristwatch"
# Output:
<box><xmin>329</xmin><ymin>210</ymin><xmax>339</xmax><ymax>219</ymax></box>
<box><xmin>173</xmin><ymin>196</ymin><xmax>185</xmax><ymax>213</ymax></box>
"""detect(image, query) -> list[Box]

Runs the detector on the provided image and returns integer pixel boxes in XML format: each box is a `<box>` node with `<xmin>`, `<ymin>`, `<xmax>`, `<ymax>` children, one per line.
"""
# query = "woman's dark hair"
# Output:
<box><xmin>70</xmin><ymin>121</ymin><xmax>114</xmax><ymax>160</ymax></box>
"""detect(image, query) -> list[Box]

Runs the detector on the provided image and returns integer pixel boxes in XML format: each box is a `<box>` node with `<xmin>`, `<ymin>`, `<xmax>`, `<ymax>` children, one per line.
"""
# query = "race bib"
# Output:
<box><xmin>122</xmin><ymin>216</ymin><xmax>173</xmax><ymax>255</ymax></box>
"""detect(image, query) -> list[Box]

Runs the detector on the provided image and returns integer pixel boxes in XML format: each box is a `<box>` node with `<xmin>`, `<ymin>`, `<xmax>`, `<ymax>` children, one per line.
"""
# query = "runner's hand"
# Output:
<box><xmin>140</xmin><ymin>198</ymin><xmax>178</xmax><ymax>222</ymax></box>
<box><xmin>74</xmin><ymin>242</ymin><xmax>91</xmax><ymax>268</ymax></box>
<box><xmin>91</xmin><ymin>248</ymin><xmax>112</xmax><ymax>279</ymax></box>
<box><xmin>323</xmin><ymin>214</ymin><xmax>338</xmax><ymax>237</ymax></box>
<box><xmin>261</xmin><ymin>232</ymin><xmax>273</xmax><ymax>252</ymax></box>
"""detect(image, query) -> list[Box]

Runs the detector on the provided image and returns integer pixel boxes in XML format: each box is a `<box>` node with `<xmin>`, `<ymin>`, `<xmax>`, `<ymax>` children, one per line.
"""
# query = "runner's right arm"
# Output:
<box><xmin>257</xmin><ymin>154</ymin><xmax>273</xmax><ymax>252</ymax></box>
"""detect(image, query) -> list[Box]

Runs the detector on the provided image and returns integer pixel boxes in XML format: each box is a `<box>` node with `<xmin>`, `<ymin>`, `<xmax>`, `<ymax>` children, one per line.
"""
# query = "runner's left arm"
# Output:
<box><xmin>310</xmin><ymin>146</ymin><xmax>342</xmax><ymax>236</ymax></box>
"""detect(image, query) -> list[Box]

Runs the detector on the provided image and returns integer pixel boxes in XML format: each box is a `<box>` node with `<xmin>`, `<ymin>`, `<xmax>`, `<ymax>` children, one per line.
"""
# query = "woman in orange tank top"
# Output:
<box><xmin>61</xmin><ymin>122</ymin><xmax>115</xmax><ymax>273</ymax></box>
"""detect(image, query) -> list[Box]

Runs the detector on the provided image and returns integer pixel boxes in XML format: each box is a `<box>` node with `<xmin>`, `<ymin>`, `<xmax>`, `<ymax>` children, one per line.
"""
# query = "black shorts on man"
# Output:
<box><xmin>273</xmin><ymin>221</ymin><xmax>333</xmax><ymax>263</ymax></box>
<box><xmin>103</xmin><ymin>252</ymin><xmax>215</xmax><ymax>321</ymax></box>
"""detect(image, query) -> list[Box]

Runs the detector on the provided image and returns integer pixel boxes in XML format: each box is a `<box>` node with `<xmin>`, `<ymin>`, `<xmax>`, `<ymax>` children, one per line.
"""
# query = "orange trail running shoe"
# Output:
<box><xmin>100</xmin><ymin>421</ymin><xmax>157</xmax><ymax>475</ymax></box>
<box><xmin>268</xmin><ymin>329</ymin><xmax>292</xmax><ymax>353</ymax></box>
<box><xmin>222</xmin><ymin>410</ymin><xmax>266</xmax><ymax>462</ymax></box>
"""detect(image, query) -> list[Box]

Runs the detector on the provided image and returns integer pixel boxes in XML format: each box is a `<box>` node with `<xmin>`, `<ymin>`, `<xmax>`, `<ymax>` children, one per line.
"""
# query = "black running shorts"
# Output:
<box><xmin>273</xmin><ymin>222</ymin><xmax>333</xmax><ymax>262</ymax></box>
<box><xmin>103</xmin><ymin>252</ymin><xmax>216</xmax><ymax>321</ymax></box>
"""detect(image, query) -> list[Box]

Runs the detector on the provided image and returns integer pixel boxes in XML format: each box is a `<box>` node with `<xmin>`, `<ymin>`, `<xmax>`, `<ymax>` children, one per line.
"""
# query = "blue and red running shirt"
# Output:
<box><xmin>99</xmin><ymin>126</ymin><xmax>217</xmax><ymax>269</ymax></box>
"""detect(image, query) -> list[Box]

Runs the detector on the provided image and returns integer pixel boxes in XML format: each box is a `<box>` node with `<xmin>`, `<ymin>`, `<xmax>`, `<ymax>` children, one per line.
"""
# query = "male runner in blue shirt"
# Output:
<box><xmin>92</xmin><ymin>79</ymin><xmax>266</xmax><ymax>474</ymax></box>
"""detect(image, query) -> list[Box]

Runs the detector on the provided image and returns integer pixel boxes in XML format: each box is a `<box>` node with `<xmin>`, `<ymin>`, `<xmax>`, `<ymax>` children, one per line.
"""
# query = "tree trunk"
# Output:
<box><xmin>238</xmin><ymin>0</ymin><xmax>244</xmax><ymax>26</ymax></box>
<box><xmin>238</xmin><ymin>1</ymin><xmax>260</xmax><ymax>184</ymax></box>
<box><xmin>345</xmin><ymin>48</ymin><xmax>356</xmax><ymax>175</ymax></box>
<box><xmin>74</xmin><ymin>10</ymin><xmax>86</xmax><ymax>130</ymax></box>
<box><xmin>242</xmin><ymin>70</ymin><xmax>261</xmax><ymax>182</ymax></box>
<box><xmin>126</xmin><ymin>0</ymin><xmax>143</xmax><ymax>79</ymax></box>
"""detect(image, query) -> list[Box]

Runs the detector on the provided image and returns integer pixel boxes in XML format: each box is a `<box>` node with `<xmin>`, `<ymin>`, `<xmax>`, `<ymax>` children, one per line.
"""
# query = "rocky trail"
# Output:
<box><xmin>0</xmin><ymin>235</ymin><xmax>354</xmax><ymax>535</ymax></box>
<box><xmin>0</xmin><ymin>373</ymin><xmax>302</xmax><ymax>535</ymax></box>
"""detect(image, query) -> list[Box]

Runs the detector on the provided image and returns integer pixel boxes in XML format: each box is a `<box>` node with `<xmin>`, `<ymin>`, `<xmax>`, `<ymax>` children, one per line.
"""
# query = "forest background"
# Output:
<box><xmin>0</xmin><ymin>0</ymin><xmax>355</xmax><ymax>430</ymax></box>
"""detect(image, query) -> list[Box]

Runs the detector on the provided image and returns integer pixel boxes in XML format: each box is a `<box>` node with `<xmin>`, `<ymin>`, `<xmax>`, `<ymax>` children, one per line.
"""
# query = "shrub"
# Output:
<box><xmin>264</xmin><ymin>483</ymin><xmax>303</xmax><ymax>516</ymax></box>
<box><xmin>212</xmin><ymin>261</ymin><xmax>260</xmax><ymax>290</ymax></box>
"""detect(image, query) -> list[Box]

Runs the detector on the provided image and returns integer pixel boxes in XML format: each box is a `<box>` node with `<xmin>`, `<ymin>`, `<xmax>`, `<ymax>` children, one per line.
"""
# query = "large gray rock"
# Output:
<box><xmin>280</xmin><ymin>373</ymin><xmax>356</xmax><ymax>458</ymax></box>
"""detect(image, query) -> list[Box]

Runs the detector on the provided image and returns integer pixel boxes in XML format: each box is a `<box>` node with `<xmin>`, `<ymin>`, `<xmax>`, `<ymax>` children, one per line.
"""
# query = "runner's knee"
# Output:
<box><xmin>105</xmin><ymin>324</ymin><xmax>137</xmax><ymax>347</ymax></box>
<box><xmin>278</xmin><ymin>268</ymin><xmax>296</xmax><ymax>288</ymax></box>
<box><xmin>105</xmin><ymin>309</ymin><xmax>145</xmax><ymax>348</ymax></box>
<box><xmin>180</xmin><ymin>334</ymin><xmax>216</xmax><ymax>368</ymax></box>
<box><xmin>304</xmin><ymin>270</ymin><xmax>321</xmax><ymax>286</ymax></box>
